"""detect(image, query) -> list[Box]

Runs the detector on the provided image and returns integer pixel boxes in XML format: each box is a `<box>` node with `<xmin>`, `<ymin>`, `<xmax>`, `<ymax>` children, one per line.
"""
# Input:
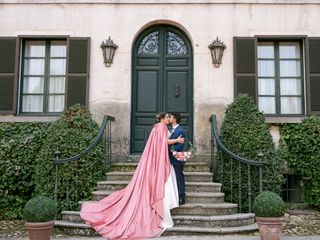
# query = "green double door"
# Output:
<box><xmin>131</xmin><ymin>25</ymin><xmax>193</xmax><ymax>154</ymax></box>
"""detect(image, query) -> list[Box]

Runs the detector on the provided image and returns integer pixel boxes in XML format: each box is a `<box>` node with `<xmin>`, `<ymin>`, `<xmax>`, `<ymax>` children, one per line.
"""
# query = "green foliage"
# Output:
<box><xmin>0</xmin><ymin>104</ymin><xmax>108</xmax><ymax>219</ymax></box>
<box><xmin>23</xmin><ymin>196</ymin><xmax>56</xmax><ymax>222</ymax></box>
<box><xmin>0</xmin><ymin>122</ymin><xmax>49</xmax><ymax>219</ymax></box>
<box><xmin>253</xmin><ymin>191</ymin><xmax>285</xmax><ymax>217</ymax></box>
<box><xmin>279</xmin><ymin>116</ymin><xmax>320</xmax><ymax>209</ymax></box>
<box><xmin>34</xmin><ymin>105</ymin><xmax>106</xmax><ymax>214</ymax></box>
<box><xmin>218</xmin><ymin>94</ymin><xmax>284</xmax><ymax>212</ymax></box>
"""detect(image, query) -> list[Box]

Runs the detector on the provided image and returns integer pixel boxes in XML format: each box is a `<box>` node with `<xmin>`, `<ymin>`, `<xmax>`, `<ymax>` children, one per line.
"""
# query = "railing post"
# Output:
<box><xmin>54</xmin><ymin>150</ymin><xmax>61</xmax><ymax>204</ymax></box>
<box><xmin>259</xmin><ymin>166</ymin><xmax>263</xmax><ymax>193</ymax></box>
<box><xmin>238</xmin><ymin>161</ymin><xmax>242</xmax><ymax>213</ymax></box>
<box><xmin>210</xmin><ymin>134</ymin><xmax>215</xmax><ymax>174</ymax></box>
<box><xmin>107</xmin><ymin>118</ymin><xmax>112</xmax><ymax>165</ymax></box>
<box><xmin>257</xmin><ymin>152</ymin><xmax>264</xmax><ymax>193</ymax></box>
<box><xmin>248</xmin><ymin>165</ymin><xmax>252</xmax><ymax>213</ymax></box>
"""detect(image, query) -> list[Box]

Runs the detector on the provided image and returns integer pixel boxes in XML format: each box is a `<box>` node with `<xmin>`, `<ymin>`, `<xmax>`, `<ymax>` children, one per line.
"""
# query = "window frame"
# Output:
<box><xmin>254</xmin><ymin>36</ymin><xmax>307</xmax><ymax>118</ymax></box>
<box><xmin>18</xmin><ymin>35</ymin><xmax>69</xmax><ymax>116</ymax></box>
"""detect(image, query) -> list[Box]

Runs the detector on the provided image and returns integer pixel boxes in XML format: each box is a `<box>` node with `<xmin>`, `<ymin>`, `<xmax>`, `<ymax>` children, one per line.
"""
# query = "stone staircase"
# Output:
<box><xmin>55</xmin><ymin>161</ymin><xmax>258</xmax><ymax>236</ymax></box>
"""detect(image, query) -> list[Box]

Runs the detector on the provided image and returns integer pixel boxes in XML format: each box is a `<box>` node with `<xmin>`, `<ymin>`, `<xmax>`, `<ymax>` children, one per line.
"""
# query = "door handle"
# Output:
<box><xmin>175</xmin><ymin>84</ymin><xmax>180</xmax><ymax>97</ymax></box>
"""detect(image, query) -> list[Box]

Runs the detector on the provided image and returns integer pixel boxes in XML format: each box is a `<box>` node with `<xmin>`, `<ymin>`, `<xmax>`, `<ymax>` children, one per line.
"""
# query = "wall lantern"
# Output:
<box><xmin>100</xmin><ymin>37</ymin><xmax>118</xmax><ymax>67</ymax></box>
<box><xmin>208</xmin><ymin>37</ymin><xmax>226</xmax><ymax>67</ymax></box>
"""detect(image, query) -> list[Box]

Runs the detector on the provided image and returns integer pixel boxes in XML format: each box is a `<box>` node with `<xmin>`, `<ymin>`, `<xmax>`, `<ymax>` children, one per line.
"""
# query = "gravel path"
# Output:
<box><xmin>1</xmin><ymin>209</ymin><xmax>320</xmax><ymax>240</ymax></box>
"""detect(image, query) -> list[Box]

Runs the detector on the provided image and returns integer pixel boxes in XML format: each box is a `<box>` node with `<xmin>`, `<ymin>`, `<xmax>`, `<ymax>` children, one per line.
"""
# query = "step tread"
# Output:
<box><xmin>78</xmin><ymin>201</ymin><xmax>237</xmax><ymax>209</ymax></box>
<box><xmin>55</xmin><ymin>220</ymin><xmax>90</xmax><ymax>229</ymax></box>
<box><xmin>172</xmin><ymin>213</ymin><xmax>255</xmax><ymax>221</ymax></box>
<box><xmin>166</xmin><ymin>223</ymin><xmax>258</xmax><ymax>233</ymax></box>
<box><xmin>107</xmin><ymin>171</ymin><xmax>213</xmax><ymax>176</ymax></box>
<box><xmin>64</xmin><ymin>202</ymin><xmax>239</xmax><ymax>215</ymax></box>
<box><xmin>92</xmin><ymin>190</ymin><xmax>224</xmax><ymax>197</ymax></box>
<box><xmin>62</xmin><ymin>211</ymin><xmax>253</xmax><ymax>221</ymax></box>
<box><xmin>112</xmin><ymin>162</ymin><xmax>209</xmax><ymax>166</ymax></box>
<box><xmin>97</xmin><ymin>180</ymin><xmax>221</xmax><ymax>186</ymax></box>
<box><xmin>55</xmin><ymin>220</ymin><xmax>258</xmax><ymax>233</ymax></box>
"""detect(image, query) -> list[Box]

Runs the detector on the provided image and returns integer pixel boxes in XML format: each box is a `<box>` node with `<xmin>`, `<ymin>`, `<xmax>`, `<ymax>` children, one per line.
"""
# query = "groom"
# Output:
<box><xmin>168</xmin><ymin>112</ymin><xmax>186</xmax><ymax>206</ymax></box>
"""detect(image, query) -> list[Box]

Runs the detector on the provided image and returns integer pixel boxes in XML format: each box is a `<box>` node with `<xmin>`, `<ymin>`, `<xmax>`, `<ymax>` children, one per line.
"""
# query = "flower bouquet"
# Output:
<box><xmin>171</xmin><ymin>139</ymin><xmax>193</xmax><ymax>161</ymax></box>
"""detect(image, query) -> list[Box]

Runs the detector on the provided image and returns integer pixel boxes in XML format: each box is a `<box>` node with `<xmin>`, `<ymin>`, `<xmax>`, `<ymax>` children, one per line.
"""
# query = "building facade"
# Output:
<box><xmin>1</xmin><ymin>0</ymin><xmax>320</xmax><ymax>162</ymax></box>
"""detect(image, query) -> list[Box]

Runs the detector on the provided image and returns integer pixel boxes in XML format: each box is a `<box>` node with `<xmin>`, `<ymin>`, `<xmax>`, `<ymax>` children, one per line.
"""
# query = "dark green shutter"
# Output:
<box><xmin>307</xmin><ymin>38</ymin><xmax>320</xmax><ymax>115</ymax></box>
<box><xmin>67</xmin><ymin>38</ymin><xmax>90</xmax><ymax>107</ymax></box>
<box><xmin>234</xmin><ymin>37</ymin><xmax>257</xmax><ymax>102</ymax></box>
<box><xmin>0</xmin><ymin>38</ymin><xmax>18</xmax><ymax>114</ymax></box>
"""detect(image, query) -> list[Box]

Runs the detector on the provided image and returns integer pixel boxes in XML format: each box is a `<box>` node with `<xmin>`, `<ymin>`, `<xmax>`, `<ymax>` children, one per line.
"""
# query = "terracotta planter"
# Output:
<box><xmin>25</xmin><ymin>220</ymin><xmax>54</xmax><ymax>240</ymax></box>
<box><xmin>255</xmin><ymin>216</ymin><xmax>284</xmax><ymax>240</ymax></box>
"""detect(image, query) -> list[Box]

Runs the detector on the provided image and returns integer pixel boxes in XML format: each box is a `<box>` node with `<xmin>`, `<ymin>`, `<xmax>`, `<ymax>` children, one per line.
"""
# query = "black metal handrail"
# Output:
<box><xmin>53</xmin><ymin>115</ymin><xmax>115</xmax><ymax>165</ymax></box>
<box><xmin>53</xmin><ymin>115</ymin><xmax>115</xmax><ymax>204</ymax></box>
<box><xmin>209</xmin><ymin>114</ymin><xmax>264</xmax><ymax>213</ymax></box>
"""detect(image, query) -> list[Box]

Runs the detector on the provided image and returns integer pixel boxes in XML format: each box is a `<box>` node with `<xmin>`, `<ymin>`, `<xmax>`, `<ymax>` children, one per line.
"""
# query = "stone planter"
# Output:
<box><xmin>256</xmin><ymin>216</ymin><xmax>284</xmax><ymax>240</ymax></box>
<box><xmin>25</xmin><ymin>220</ymin><xmax>54</xmax><ymax>240</ymax></box>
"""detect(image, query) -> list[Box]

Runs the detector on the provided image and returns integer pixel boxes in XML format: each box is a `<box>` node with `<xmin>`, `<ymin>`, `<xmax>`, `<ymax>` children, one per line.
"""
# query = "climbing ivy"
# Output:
<box><xmin>0</xmin><ymin>122</ymin><xmax>49</xmax><ymax>219</ymax></box>
<box><xmin>279</xmin><ymin>116</ymin><xmax>320</xmax><ymax>209</ymax></box>
<box><xmin>34</xmin><ymin>105</ymin><xmax>107</xmax><ymax>214</ymax></box>
<box><xmin>218</xmin><ymin>94</ymin><xmax>284</xmax><ymax>212</ymax></box>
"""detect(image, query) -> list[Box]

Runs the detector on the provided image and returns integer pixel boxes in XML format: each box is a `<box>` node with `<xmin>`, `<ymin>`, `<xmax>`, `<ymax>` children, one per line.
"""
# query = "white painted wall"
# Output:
<box><xmin>1</xmin><ymin>2</ymin><xmax>320</xmax><ymax>159</ymax></box>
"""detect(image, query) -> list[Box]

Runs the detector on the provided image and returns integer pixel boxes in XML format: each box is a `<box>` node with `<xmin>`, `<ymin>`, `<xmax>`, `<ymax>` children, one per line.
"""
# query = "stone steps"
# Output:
<box><xmin>77</xmin><ymin>201</ymin><xmax>239</xmax><ymax>216</ymax></box>
<box><xmin>54</xmin><ymin>161</ymin><xmax>259</xmax><ymax>236</ymax></box>
<box><xmin>97</xmin><ymin>180</ymin><xmax>222</xmax><ymax>192</ymax></box>
<box><xmin>163</xmin><ymin>224</ymin><xmax>258</xmax><ymax>235</ymax></box>
<box><xmin>112</xmin><ymin>162</ymin><xmax>210</xmax><ymax>172</ymax></box>
<box><xmin>106</xmin><ymin>171</ymin><xmax>213</xmax><ymax>182</ymax></box>
<box><xmin>54</xmin><ymin>220</ymin><xmax>258</xmax><ymax>237</ymax></box>
<box><xmin>91</xmin><ymin>190</ymin><xmax>225</xmax><ymax>203</ymax></box>
<box><xmin>61</xmin><ymin>211</ymin><xmax>254</xmax><ymax>228</ymax></box>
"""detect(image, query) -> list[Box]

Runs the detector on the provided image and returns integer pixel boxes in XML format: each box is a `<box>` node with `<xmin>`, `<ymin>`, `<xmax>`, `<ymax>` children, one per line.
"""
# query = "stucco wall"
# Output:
<box><xmin>1</xmin><ymin>2</ymin><xmax>320</xmax><ymax>160</ymax></box>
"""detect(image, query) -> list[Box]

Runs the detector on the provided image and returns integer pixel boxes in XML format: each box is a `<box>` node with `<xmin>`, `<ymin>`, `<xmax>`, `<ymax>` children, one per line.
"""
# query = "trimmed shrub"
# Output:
<box><xmin>279</xmin><ymin>116</ymin><xmax>320</xmax><ymax>208</ymax></box>
<box><xmin>218</xmin><ymin>94</ymin><xmax>284</xmax><ymax>212</ymax></box>
<box><xmin>0</xmin><ymin>122</ymin><xmax>49</xmax><ymax>219</ymax></box>
<box><xmin>34</xmin><ymin>105</ymin><xmax>106</xmax><ymax>214</ymax></box>
<box><xmin>253</xmin><ymin>191</ymin><xmax>285</xmax><ymax>217</ymax></box>
<box><xmin>23</xmin><ymin>196</ymin><xmax>56</xmax><ymax>222</ymax></box>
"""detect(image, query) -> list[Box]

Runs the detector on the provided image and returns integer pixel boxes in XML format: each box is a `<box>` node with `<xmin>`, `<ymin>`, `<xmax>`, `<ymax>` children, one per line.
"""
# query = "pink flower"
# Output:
<box><xmin>172</xmin><ymin>151</ymin><xmax>192</xmax><ymax>161</ymax></box>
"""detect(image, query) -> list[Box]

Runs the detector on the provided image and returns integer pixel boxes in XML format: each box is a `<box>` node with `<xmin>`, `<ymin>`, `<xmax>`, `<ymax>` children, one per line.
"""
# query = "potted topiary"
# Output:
<box><xmin>23</xmin><ymin>195</ymin><xmax>56</xmax><ymax>240</ymax></box>
<box><xmin>253</xmin><ymin>191</ymin><xmax>286</xmax><ymax>240</ymax></box>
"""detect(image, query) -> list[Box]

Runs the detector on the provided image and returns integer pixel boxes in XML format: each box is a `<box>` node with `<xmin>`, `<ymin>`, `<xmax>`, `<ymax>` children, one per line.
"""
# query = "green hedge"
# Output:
<box><xmin>218</xmin><ymin>94</ymin><xmax>284</xmax><ymax>212</ymax></box>
<box><xmin>0</xmin><ymin>105</ymin><xmax>107</xmax><ymax>219</ymax></box>
<box><xmin>279</xmin><ymin>116</ymin><xmax>320</xmax><ymax>208</ymax></box>
<box><xmin>0</xmin><ymin>122</ymin><xmax>49</xmax><ymax>219</ymax></box>
<box><xmin>34</xmin><ymin>105</ymin><xmax>106</xmax><ymax>214</ymax></box>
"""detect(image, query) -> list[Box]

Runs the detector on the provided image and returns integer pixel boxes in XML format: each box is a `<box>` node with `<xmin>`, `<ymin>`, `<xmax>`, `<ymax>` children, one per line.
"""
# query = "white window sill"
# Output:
<box><xmin>265</xmin><ymin>116</ymin><xmax>306</xmax><ymax>124</ymax></box>
<box><xmin>0</xmin><ymin>115</ymin><xmax>59</xmax><ymax>122</ymax></box>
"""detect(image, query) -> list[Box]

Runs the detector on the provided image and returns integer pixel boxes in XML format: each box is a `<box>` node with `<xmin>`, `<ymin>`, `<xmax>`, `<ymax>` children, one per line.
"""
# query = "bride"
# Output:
<box><xmin>80</xmin><ymin>112</ymin><xmax>183</xmax><ymax>239</ymax></box>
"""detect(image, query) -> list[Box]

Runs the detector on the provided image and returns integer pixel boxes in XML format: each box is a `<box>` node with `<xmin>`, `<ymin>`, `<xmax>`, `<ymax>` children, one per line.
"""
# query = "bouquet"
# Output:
<box><xmin>171</xmin><ymin>139</ymin><xmax>193</xmax><ymax>161</ymax></box>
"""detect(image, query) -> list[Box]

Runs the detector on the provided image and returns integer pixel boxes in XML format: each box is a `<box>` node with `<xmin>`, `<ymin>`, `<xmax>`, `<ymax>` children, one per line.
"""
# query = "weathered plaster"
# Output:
<box><xmin>1</xmin><ymin>2</ymin><xmax>320</xmax><ymax>160</ymax></box>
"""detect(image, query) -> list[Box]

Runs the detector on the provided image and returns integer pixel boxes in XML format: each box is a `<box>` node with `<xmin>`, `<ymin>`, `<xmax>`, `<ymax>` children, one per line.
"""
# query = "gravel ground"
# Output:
<box><xmin>1</xmin><ymin>209</ymin><xmax>320</xmax><ymax>240</ymax></box>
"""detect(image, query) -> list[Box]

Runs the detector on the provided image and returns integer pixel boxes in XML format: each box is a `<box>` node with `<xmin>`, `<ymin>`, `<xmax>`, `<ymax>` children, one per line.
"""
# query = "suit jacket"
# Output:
<box><xmin>169</xmin><ymin>125</ymin><xmax>185</xmax><ymax>164</ymax></box>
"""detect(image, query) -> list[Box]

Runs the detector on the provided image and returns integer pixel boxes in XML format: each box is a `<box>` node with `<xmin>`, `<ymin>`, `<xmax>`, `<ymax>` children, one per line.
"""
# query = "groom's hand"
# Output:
<box><xmin>176</xmin><ymin>135</ymin><xmax>184</xmax><ymax>144</ymax></box>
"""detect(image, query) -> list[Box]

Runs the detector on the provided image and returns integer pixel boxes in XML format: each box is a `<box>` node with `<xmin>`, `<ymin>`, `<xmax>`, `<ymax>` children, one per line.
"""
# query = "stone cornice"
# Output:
<box><xmin>1</xmin><ymin>0</ymin><xmax>320</xmax><ymax>4</ymax></box>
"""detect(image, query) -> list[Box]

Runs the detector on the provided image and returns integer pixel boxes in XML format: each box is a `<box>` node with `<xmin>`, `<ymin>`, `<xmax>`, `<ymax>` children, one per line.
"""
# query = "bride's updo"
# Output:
<box><xmin>156</xmin><ymin>112</ymin><xmax>167</xmax><ymax>123</ymax></box>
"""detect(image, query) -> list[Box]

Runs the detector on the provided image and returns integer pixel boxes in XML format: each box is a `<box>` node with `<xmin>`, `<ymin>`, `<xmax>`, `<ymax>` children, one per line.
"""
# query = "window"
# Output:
<box><xmin>0</xmin><ymin>37</ymin><xmax>89</xmax><ymax>115</ymax></box>
<box><xmin>20</xmin><ymin>39</ymin><xmax>67</xmax><ymax>113</ymax></box>
<box><xmin>233</xmin><ymin>37</ymin><xmax>320</xmax><ymax>118</ymax></box>
<box><xmin>282</xmin><ymin>174</ymin><xmax>304</xmax><ymax>203</ymax></box>
<box><xmin>257</xmin><ymin>41</ymin><xmax>304</xmax><ymax>115</ymax></box>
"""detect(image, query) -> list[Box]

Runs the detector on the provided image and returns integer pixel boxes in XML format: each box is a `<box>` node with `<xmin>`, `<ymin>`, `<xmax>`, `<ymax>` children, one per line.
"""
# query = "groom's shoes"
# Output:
<box><xmin>179</xmin><ymin>196</ymin><xmax>185</xmax><ymax>206</ymax></box>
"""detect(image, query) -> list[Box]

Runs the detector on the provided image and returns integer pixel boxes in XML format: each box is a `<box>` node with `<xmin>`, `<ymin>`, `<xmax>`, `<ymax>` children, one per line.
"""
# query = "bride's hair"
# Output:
<box><xmin>156</xmin><ymin>112</ymin><xmax>167</xmax><ymax>123</ymax></box>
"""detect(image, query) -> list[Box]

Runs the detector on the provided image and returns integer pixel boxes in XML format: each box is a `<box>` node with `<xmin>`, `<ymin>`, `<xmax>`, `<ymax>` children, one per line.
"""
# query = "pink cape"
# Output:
<box><xmin>80</xmin><ymin>123</ymin><xmax>170</xmax><ymax>239</ymax></box>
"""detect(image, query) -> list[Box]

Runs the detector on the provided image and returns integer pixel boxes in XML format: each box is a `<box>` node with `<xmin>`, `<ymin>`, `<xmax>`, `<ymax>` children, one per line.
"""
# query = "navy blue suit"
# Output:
<box><xmin>169</xmin><ymin>125</ymin><xmax>186</xmax><ymax>198</ymax></box>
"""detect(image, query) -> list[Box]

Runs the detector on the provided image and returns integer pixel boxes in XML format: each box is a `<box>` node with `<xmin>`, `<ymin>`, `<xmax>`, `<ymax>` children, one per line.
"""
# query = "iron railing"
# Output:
<box><xmin>209</xmin><ymin>114</ymin><xmax>264</xmax><ymax>213</ymax></box>
<box><xmin>53</xmin><ymin>115</ymin><xmax>115</xmax><ymax>204</ymax></box>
